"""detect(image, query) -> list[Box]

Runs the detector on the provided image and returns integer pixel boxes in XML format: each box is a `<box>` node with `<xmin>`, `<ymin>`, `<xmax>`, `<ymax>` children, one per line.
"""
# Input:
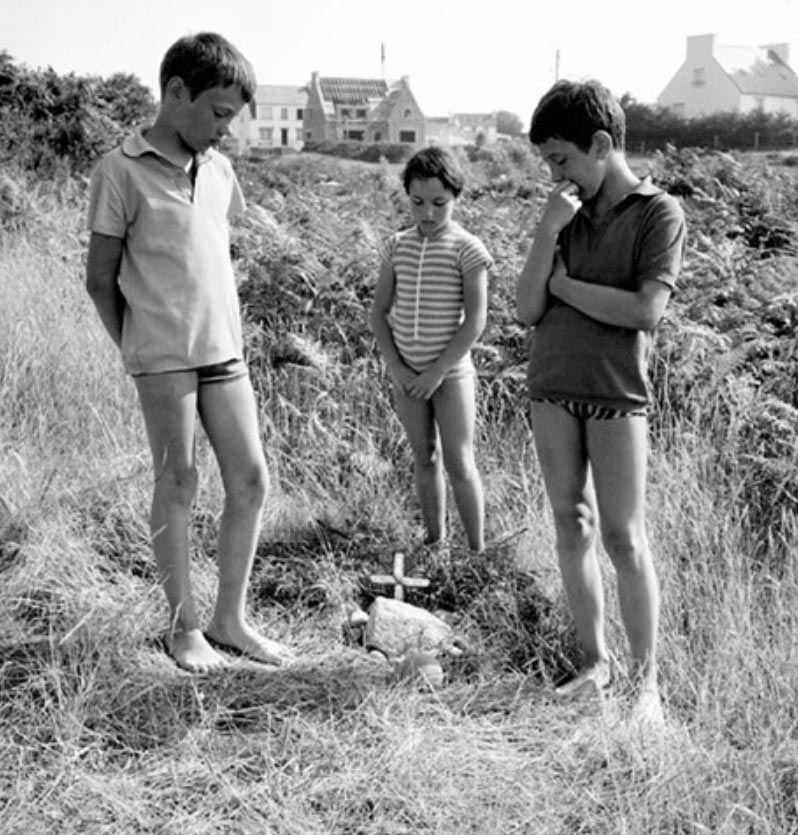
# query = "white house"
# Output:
<box><xmin>658</xmin><ymin>33</ymin><xmax>798</xmax><ymax>118</ymax></box>
<box><xmin>231</xmin><ymin>84</ymin><xmax>308</xmax><ymax>154</ymax></box>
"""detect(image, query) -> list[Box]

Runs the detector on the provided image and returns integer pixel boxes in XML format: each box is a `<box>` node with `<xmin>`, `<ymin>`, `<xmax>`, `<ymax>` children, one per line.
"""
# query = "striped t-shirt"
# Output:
<box><xmin>379</xmin><ymin>223</ymin><xmax>493</xmax><ymax>374</ymax></box>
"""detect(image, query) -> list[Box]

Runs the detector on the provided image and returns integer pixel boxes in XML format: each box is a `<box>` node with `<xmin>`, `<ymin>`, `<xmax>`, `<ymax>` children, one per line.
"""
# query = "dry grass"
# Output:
<box><xmin>3</xmin><ymin>155</ymin><xmax>798</xmax><ymax>834</ymax></box>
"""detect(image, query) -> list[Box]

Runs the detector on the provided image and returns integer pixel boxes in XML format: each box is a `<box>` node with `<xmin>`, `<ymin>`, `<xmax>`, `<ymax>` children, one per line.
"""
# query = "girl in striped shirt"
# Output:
<box><xmin>370</xmin><ymin>147</ymin><xmax>493</xmax><ymax>552</ymax></box>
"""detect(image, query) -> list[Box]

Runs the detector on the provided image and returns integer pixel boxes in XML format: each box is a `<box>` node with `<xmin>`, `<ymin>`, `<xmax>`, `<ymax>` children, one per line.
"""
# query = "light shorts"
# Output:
<box><xmin>534</xmin><ymin>397</ymin><xmax>647</xmax><ymax>420</ymax></box>
<box><xmin>132</xmin><ymin>358</ymin><xmax>248</xmax><ymax>385</ymax></box>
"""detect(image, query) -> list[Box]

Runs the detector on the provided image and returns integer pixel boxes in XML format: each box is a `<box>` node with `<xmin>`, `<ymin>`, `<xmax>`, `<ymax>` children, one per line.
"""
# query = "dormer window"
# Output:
<box><xmin>692</xmin><ymin>67</ymin><xmax>706</xmax><ymax>86</ymax></box>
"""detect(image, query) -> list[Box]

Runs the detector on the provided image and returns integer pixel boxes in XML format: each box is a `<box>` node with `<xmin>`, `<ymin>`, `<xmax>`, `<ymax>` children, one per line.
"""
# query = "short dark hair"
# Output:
<box><xmin>529</xmin><ymin>79</ymin><xmax>626</xmax><ymax>152</ymax></box>
<box><xmin>159</xmin><ymin>32</ymin><xmax>257</xmax><ymax>103</ymax></box>
<box><xmin>401</xmin><ymin>146</ymin><xmax>465</xmax><ymax>196</ymax></box>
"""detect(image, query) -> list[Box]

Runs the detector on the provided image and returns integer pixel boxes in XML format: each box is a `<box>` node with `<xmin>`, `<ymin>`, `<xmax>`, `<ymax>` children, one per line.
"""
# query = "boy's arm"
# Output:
<box><xmin>548</xmin><ymin>256</ymin><xmax>672</xmax><ymax>330</ymax></box>
<box><xmin>86</xmin><ymin>232</ymin><xmax>125</xmax><ymax>347</ymax></box>
<box><xmin>548</xmin><ymin>196</ymin><xmax>684</xmax><ymax>330</ymax></box>
<box><xmin>406</xmin><ymin>264</ymin><xmax>488</xmax><ymax>400</ymax></box>
<box><xmin>516</xmin><ymin>181</ymin><xmax>582</xmax><ymax>326</ymax></box>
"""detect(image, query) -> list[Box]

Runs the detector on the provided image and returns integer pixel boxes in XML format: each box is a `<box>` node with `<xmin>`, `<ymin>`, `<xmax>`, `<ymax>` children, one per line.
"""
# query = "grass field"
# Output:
<box><xmin>2</xmin><ymin>146</ymin><xmax>798</xmax><ymax>833</ymax></box>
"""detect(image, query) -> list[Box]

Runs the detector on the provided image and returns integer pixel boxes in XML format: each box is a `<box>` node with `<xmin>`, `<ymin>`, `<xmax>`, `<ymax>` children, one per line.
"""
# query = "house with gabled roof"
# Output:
<box><xmin>658</xmin><ymin>33</ymin><xmax>798</xmax><ymax>118</ymax></box>
<box><xmin>303</xmin><ymin>72</ymin><xmax>425</xmax><ymax>147</ymax></box>
<box><xmin>230</xmin><ymin>84</ymin><xmax>308</xmax><ymax>155</ymax></box>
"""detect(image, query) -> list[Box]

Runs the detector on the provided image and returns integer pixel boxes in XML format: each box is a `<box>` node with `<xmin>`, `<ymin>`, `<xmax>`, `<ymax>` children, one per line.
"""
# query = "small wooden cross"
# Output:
<box><xmin>369</xmin><ymin>551</ymin><xmax>430</xmax><ymax>601</ymax></box>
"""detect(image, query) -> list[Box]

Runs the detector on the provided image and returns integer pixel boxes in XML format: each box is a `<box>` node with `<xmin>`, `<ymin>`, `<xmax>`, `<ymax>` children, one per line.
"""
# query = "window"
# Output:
<box><xmin>259</xmin><ymin>127</ymin><xmax>274</xmax><ymax>145</ymax></box>
<box><xmin>346</xmin><ymin>129</ymin><xmax>364</xmax><ymax>141</ymax></box>
<box><xmin>356</xmin><ymin>108</ymin><xmax>367</xmax><ymax>118</ymax></box>
<box><xmin>341</xmin><ymin>107</ymin><xmax>351</xmax><ymax>118</ymax></box>
<box><xmin>259</xmin><ymin>105</ymin><xmax>273</xmax><ymax>119</ymax></box>
<box><xmin>404</xmin><ymin>108</ymin><xmax>412</xmax><ymax>118</ymax></box>
<box><xmin>374</xmin><ymin>131</ymin><xmax>382</xmax><ymax>142</ymax></box>
<box><xmin>296</xmin><ymin>128</ymin><xmax>304</xmax><ymax>142</ymax></box>
<box><xmin>296</xmin><ymin>108</ymin><xmax>304</xmax><ymax>120</ymax></box>
<box><xmin>692</xmin><ymin>67</ymin><xmax>706</xmax><ymax>86</ymax></box>
<box><xmin>280</xmin><ymin>107</ymin><xmax>288</xmax><ymax>120</ymax></box>
<box><xmin>399</xmin><ymin>130</ymin><xmax>416</xmax><ymax>143</ymax></box>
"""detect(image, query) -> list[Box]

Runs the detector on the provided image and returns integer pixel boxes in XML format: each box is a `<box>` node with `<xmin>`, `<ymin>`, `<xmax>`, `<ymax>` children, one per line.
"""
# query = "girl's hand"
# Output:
<box><xmin>389</xmin><ymin>363</ymin><xmax>416</xmax><ymax>390</ymax></box>
<box><xmin>405</xmin><ymin>368</ymin><xmax>444</xmax><ymax>400</ymax></box>
<box><xmin>539</xmin><ymin>181</ymin><xmax>582</xmax><ymax>237</ymax></box>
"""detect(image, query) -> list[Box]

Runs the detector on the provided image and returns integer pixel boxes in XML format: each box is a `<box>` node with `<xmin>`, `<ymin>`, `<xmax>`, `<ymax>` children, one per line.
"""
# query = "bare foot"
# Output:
<box><xmin>164</xmin><ymin>628</ymin><xmax>228</xmax><ymax>674</ymax></box>
<box><xmin>630</xmin><ymin>686</ymin><xmax>665</xmax><ymax>726</ymax></box>
<box><xmin>204</xmin><ymin>621</ymin><xmax>293</xmax><ymax>666</ymax></box>
<box><xmin>555</xmin><ymin>659</ymin><xmax>611</xmax><ymax>700</ymax></box>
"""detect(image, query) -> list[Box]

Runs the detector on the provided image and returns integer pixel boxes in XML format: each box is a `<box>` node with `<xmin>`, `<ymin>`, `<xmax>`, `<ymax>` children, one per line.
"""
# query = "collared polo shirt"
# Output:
<box><xmin>527</xmin><ymin>179</ymin><xmax>685</xmax><ymax>410</ymax></box>
<box><xmin>87</xmin><ymin>132</ymin><xmax>246</xmax><ymax>374</ymax></box>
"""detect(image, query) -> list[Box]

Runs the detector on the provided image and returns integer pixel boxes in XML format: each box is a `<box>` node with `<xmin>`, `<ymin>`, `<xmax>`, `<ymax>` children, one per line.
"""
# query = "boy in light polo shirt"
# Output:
<box><xmin>86</xmin><ymin>32</ymin><xmax>292</xmax><ymax>673</ymax></box>
<box><xmin>516</xmin><ymin>79</ymin><xmax>685</xmax><ymax>723</ymax></box>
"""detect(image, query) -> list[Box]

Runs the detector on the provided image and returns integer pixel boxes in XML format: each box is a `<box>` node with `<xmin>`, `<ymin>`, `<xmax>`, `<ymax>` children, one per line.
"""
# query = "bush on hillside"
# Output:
<box><xmin>0</xmin><ymin>51</ymin><xmax>155</xmax><ymax>176</ymax></box>
<box><xmin>302</xmin><ymin>139</ymin><xmax>414</xmax><ymax>164</ymax></box>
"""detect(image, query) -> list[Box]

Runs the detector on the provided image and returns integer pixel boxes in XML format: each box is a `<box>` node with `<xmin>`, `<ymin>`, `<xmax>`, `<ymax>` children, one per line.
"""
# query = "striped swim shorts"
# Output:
<box><xmin>534</xmin><ymin>398</ymin><xmax>647</xmax><ymax>420</ymax></box>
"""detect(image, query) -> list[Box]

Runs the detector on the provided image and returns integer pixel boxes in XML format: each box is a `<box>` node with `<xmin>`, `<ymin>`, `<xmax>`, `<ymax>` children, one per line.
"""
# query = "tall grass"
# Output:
<box><xmin>2</xmin><ymin>151</ymin><xmax>798</xmax><ymax>833</ymax></box>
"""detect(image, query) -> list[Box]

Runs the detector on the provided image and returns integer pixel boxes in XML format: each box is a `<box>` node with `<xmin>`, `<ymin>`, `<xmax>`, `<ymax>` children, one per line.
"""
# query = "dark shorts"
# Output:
<box><xmin>132</xmin><ymin>358</ymin><xmax>248</xmax><ymax>385</ymax></box>
<box><xmin>533</xmin><ymin>397</ymin><xmax>647</xmax><ymax>421</ymax></box>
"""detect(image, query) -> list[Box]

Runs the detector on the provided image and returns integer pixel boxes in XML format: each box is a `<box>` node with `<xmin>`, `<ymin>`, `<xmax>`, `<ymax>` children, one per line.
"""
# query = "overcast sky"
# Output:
<box><xmin>3</xmin><ymin>0</ymin><xmax>798</xmax><ymax>118</ymax></box>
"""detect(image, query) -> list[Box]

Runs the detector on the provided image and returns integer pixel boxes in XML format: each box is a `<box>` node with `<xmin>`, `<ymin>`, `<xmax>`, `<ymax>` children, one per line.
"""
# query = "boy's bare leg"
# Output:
<box><xmin>530</xmin><ymin>402</ymin><xmax>610</xmax><ymax>694</ymax></box>
<box><xmin>199</xmin><ymin>375</ymin><xmax>292</xmax><ymax>665</ymax></box>
<box><xmin>432</xmin><ymin>375</ymin><xmax>484</xmax><ymax>552</ymax></box>
<box><xmin>135</xmin><ymin>372</ymin><xmax>227</xmax><ymax>674</ymax></box>
<box><xmin>587</xmin><ymin>415</ymin><xmax>662</xmax><ymax>722</ymax></box>
<box><xmin>393</xmin><ymin>384</ymin><xmax>447</xmax><ymax>545</ymax></box>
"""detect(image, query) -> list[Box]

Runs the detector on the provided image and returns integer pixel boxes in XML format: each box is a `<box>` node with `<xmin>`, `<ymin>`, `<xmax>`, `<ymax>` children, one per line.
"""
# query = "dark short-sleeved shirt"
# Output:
<box><xmin>526</xmin><ymin>179</ymin><xmax>685</xmax><ymax>410</ymax></box>
<box><xmin>87</xmin><ymin>133</ymin><xmax>246</xmax><ymax>375</ymax></box>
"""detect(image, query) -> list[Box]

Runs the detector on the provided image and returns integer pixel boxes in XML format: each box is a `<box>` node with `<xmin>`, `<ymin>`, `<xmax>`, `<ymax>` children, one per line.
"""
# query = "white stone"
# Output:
<box><xmin>364</xmin><ymin>597</ymin><xmax>454</xmax><ymax>659</ymax></box>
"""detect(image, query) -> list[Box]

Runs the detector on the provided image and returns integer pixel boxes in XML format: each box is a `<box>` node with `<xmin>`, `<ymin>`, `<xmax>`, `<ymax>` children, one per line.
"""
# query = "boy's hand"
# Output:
<box><xmin>539</xmin><ymin>181</ymin><xmax>582</xmax><ymax>237</ymax></box>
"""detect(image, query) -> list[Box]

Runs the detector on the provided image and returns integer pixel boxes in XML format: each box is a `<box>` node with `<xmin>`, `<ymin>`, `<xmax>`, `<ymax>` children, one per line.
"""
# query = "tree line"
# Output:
<box><xmin>4</xmin><ymin>53</ymin><xmax>798</xmax><ymax>179</ymax></box>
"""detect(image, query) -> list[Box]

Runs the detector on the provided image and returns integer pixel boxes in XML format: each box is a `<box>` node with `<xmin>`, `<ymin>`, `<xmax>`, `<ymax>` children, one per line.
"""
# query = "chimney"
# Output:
<box><xmin>686</xmin><ymin>33</ymin><xmax>717</xmax><ymax>61</ymax></box>
<box><xmin>765</xmin><ymin>42</ymin><xmax>790</xmax><ymax>64</ymax></box>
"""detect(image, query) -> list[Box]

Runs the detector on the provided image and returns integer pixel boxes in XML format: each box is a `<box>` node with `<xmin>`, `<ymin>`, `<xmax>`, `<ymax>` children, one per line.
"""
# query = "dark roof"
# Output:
<box><xmin>319</xmin><ymin>77</ymin><xmax>388</xmax><ymax>104</ymax></box>
<box><xmin>255</xmin><ymin>85</ymin><xmax>308</xmax><ymax>105</ymax></box>
<box><xmin>716</xmin><ymin>45</ymin><xmax>798</xmax><ymax>97</ymax></box>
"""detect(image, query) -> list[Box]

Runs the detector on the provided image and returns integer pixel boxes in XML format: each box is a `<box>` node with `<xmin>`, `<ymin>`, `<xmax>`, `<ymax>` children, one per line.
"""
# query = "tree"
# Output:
<box><xmin>496</xmin><ymin>110</ymin><xmax>524</xmax><ymax>137</ymax></box>
<box><xmin>0</xmin><ymin>55</ymin><xmax>156</xmax><ymax>175</ymax></box>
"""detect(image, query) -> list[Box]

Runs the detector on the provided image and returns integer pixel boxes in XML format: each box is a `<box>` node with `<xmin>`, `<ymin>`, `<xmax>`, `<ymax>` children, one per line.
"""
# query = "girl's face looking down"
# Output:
<box><xmin>408</xmin><ymin>177</ymin><xmax>455</xmax><ymax>238</ymax></box>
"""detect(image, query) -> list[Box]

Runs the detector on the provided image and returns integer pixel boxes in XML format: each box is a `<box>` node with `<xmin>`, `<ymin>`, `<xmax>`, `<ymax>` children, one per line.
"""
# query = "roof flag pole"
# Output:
<box><xmin>381</xmin><ymin>42</ymin><xmax>386</xmax><ymax>79</ymax></box>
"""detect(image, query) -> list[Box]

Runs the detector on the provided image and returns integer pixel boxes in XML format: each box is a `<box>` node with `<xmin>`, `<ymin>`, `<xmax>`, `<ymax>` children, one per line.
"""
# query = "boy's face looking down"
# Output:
<box><xmin>408</xmin><ymin>176</ymin><xmax>456</xmax><ymax>238</ymax></box>
<box><xmin>169</xmin><ymin>79</ymin><xmax>247</xmax><ymax>154</ymax></box>
<box><xmin>538</xmin><ymin>132</ymin><xmax>609</xmax><ymax>202</ymax></box>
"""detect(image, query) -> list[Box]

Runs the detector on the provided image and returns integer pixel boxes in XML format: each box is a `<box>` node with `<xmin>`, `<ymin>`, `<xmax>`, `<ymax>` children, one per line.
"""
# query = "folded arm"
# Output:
<box><xmin>548</xmin><ymin>254</ymin><xmax>672</xmax><ymax>330</ymax></box>
<box><xmin>516</xmin><ymin>181</ymin><xmax>582</xmax><ymax>326</ymax></box>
